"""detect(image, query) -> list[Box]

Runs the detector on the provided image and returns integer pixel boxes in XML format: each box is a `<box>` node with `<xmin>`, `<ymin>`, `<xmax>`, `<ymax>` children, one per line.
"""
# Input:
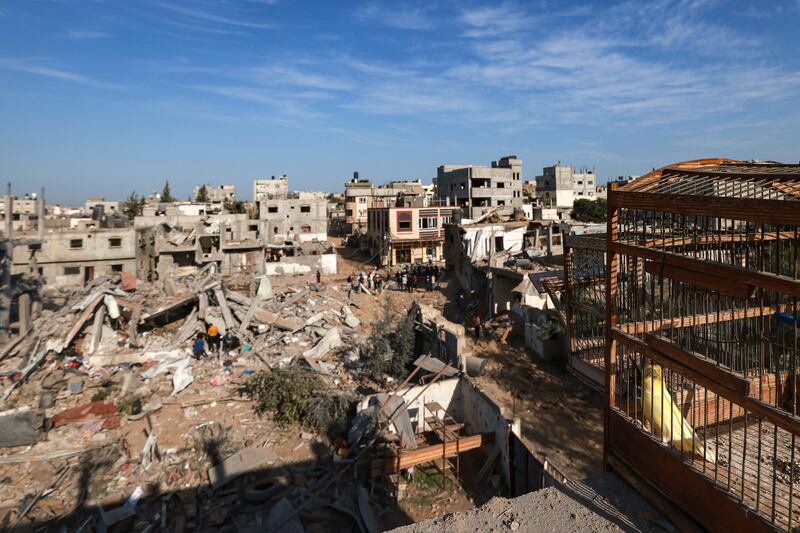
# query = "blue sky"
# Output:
<box><xmin>1</xmin><ymin>0</ymin><xmax>799</xmax><ymax>204</ymax></box>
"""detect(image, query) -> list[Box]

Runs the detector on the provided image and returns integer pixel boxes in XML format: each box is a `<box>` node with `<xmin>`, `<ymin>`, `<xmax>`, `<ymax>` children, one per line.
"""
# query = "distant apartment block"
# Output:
<box><xmin>11</xmin><ymin>228</ymin><xmax>136</xmax><ymax>286</ymax></box>
<box><xmin>1</xmin><ymin>194</ymin><xmax>43</xmax><ymax>234</ymax></box>
<box><xmin>253</xmin><ymin>175</ymin><xmax>288</xmax><ymax>202</ymax></box>
<box><xmin>193</xmin><ymin>184</ymin><xmax>236</xmax><ymax>203</ymax></box>
<box><xmin>366</xmin><ymin>204</ymin><xmax>456</xmax><ymax>266</ymax></box>
<box><xmin>435</xmin><ymin>155</ymin><xmax>523</xmax><ymax>220</ymax></box>
<box><xmin>344</xmin><ymin>173</ymin><xmax>425</xmax><ymax>234</ymax></box>
<box><xmin>535</xmin><ymin>163</ymin><xmax>599</xmax><ymax>208</ymax></box>
<box><xmin>84</xmin><ymin>197</ymin><xmax>120</xmax><ymax>217</ymax></box>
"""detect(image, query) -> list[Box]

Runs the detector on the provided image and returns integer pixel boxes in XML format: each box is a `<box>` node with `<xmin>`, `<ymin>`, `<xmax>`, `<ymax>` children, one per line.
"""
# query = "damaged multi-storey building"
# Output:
<box><xmin>365</xmin><ymin>198</ymin><xmax>457</xmax><ymax>266</ymax></box>
<box><xmin>344</xmin><ymin>173</ymin><xmax>429</xmax><ymax>235</ymax></box>
<box><xmin>435</xmin><ymin>155</ymin><xmax>524</xmax><ymax>220</ymax></box>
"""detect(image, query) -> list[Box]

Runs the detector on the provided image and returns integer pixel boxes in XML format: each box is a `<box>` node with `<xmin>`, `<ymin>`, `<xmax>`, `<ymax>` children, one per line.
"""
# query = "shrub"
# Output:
<box><xmin>362</xmin><ymin>299</ymin><xmax>415</xmax><ymax>382</ymax></box>
<box><xmin>243</xmin><ymin>368</ymin><xmax>355</xmax><ymax>439</ymax></box>
<box><xmin>244</xmin><ymin>368</ymin><xmax>325</xmax><ymax>425</ymax></box>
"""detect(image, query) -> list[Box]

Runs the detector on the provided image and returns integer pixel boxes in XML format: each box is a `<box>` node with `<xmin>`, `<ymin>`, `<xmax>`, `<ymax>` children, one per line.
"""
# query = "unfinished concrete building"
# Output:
<box><xmin>253</xmin><ymin>175</ymin><xmax>288</xmax><ymax>202</ymax></box>
<box><xmin>436</xmin><ymin>156</ymin><xmax>523</xmax><ymax>220</ymax></box>
<box><xmin>258</xmin><ymin>196</ymin><xmax>327</xmax><ymax>244</ymax></box>
<box><xmin>12</xmin><ymin>228</ymin><xmax>137</xmax><ymax>286</ymax></box>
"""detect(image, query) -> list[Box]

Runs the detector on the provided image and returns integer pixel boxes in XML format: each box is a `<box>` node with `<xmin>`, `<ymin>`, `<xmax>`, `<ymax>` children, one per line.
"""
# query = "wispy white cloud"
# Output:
<box><xmin>66</xmin><ymin>30</ymin><xmax>110</xmax><ymax>39</ymax></box>
<box><xmin>0</xmin><ymin>58</ymin><xmax>123</xmax><ymax>89</ymax></box>
<box><xmin>156</xmin><ymin>2</ymin><xmax>274</xmax><ymax>30</ymax></box>
<box><xmin>356</xmin><ymin>2</ymin><xmax>435</xmax><ymax>30</ymax></box>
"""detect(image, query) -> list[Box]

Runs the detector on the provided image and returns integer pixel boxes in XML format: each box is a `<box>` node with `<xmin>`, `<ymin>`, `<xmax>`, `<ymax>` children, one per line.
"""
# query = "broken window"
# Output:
<box><xmin>111</xmin><ymin>264</ymin><xmax>123</xmax><ymax>272</ymax></box>
<box><xmin>300</xmin><ymin>205</ymin><xmax>311</xmax><ymax>213</ymax></box>
<box><xmin>109</xmin><ymin>237</ymin><xmax>122</xmax><ymax>248</ymax></box>
<box><xmin>69</xmin><ymin>239</ymin><xmax>83</xmax><ymax>249</ymax></box>
<box><xmin>268</xmin><ymin>206</ymin><xmax>278</xmax><ymax>213</ymax></box>
<box><xmin>64</xmin><ymin>266</ymin><xmax>80</xmax><ymax>275</ymax></box>
<box><xmin>302</xmin><ymin>225</ymin><xmax>311</xmax><ymax>233</ymax></box>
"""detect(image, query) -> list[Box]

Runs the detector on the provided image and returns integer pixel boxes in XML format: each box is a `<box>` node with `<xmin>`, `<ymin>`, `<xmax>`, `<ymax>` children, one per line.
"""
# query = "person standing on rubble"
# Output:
<box><xmin>207</xmin><ymin>325</ymin><xmax>221</xmax><ymax>354</ymax></box>
<box><xmin>193</xmin><ymin>333</ymin><xmax>206</xmax><ymax>358</ymax></box>
<box><xmin>316</xmin><ymin>269</ymin><xmax>321</xmax><ymax>284</ymax></box>
<box><xmin>472</xmin><ymin>313</ymin><xmax>482</xmax><ymax>338</ymax></box>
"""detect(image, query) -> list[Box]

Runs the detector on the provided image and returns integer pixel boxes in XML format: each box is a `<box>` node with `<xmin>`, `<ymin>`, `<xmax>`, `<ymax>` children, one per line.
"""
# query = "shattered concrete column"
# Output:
<box><xmin>89</xmin><ymin>303</ymin><xmax>106</xmax><ymax>354</ymax></box>
<box><xmin>18</xmin><ymin>292</ymin><xmax>31</xmax><ymax>337</ymax></box>
<box><xmin>546</xmin><ymin>225</ymin><xmax>553</xmax><ymax>256</ymax></box>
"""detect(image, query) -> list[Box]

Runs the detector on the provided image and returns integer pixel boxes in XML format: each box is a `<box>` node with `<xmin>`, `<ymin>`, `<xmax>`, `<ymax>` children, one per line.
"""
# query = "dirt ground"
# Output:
<box><xmin>388</xmin><ymin>472</ymin><xmax>662</xmax><ymax>533</ymax></box>
<box><xmin>334</xmin><ymin>241</ymin><xmax>605</xmax><ymax>481</ymax></box>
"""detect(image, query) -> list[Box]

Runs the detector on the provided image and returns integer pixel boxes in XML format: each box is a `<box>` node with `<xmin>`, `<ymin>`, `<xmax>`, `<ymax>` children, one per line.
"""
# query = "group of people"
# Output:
<box><xmin>395</xmin><ymin>263</ymin><xmax>442</xmax><ymax>293</ymax></box>
<box><xmin>193</xmin><ymin>325</ymin><xmax>241</xmax><ymax>358</ymax></box>
<box><xmin>346</xmin><ymin>271</ymin><xmax>384</xmax><ymax>299</ymax></box>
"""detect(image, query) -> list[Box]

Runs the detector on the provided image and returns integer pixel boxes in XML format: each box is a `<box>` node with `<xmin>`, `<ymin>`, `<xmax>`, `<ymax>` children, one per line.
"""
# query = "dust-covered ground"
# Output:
<box><xmin>389</xmin><ymin>473</ymin><xmax>664</xmax><ymax>533</ymax></box>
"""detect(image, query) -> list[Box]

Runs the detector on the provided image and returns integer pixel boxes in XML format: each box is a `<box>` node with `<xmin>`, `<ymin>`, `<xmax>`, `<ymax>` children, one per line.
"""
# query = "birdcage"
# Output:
<box><xmin>564</xmin><ymin>233</ymin><xmax>607</xmax><ymax>388</ymax></box>
<box><xmin>606</xmin><ymin>159</ymin><xmax>800</xmax><ymax>531</ymax></box>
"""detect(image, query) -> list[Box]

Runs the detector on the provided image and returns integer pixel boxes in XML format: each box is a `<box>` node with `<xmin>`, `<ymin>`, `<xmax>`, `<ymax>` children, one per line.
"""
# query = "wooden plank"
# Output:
<box><xmin>370</xmin><ymin>434</ymin><xmax>484</xmax><ymax>476</ymax></box>
<box><xmin>603</xmin><ymin>185</ymin><xmax>620</xmax><ymax>470</ymax></box>
<box><xmin>646</xmin><ymin>334</ymin><xmax>750</xmax><ymax>396</ymax></box>
<box><xmin>608</xmin><ymin>412</ymin><xmax>773</xmax><ymax>533</ymax></box>
<box><xmin>609</xmin><ymin>190</ymin><xmax>800</xmax><ymax>226</ymax></box>
<box><xmin>619</xmin><ymin>303</ymin><xmax>786</xmax><ymax>335</ymax></box>
<box><xmin>611</xmin><ymin>329</ymin><xmax>800</xmax><ymax>437</ymax></box>
<box><xmin>642</xmin><ymin>231</ymin><xmax>796</xmax><ymax>250</ymax></box>
<box><xmin>610</xmin><ymin>242</ymin><xmax>800</xmax><ymax>298</ymax></box>
<box><xmin>607</xmin><ymin>454</ymin><xmax>702</xmax><ymax>533</ymax></box>
<box><xmin>63</xmin><ymin>293</ymin><xmax>104</xmax><ymax>348</ymax></box>
<box><xmin>645</xmin><ymin>261</ymin><xmax>755</xmax><ymax>299</ymax></box>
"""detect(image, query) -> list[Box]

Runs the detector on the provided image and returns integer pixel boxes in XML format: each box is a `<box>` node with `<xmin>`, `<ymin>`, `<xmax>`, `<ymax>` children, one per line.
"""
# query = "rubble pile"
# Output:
<box><xmin>0</xmin><ymin>267</ymin><xmax>405</xmax><ymax>530</ymax></box>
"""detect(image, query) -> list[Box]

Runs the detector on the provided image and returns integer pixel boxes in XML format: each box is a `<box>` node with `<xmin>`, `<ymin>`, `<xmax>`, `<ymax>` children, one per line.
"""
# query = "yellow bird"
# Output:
<box><xmin>642</xmin><ymin>362</ymin><xmax>716</xmax><ymax>464</ymax></box>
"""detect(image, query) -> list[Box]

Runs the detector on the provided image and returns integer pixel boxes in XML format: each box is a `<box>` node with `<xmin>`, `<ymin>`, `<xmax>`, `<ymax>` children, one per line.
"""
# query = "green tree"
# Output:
<box><xmin>161</xmin><ymin>180</ymin><xmax>174</xmax><ymax>203</ymax></box>
<box><xmin>122</xmin><ymin>191</ymin><xmax>144</xmax><ymax>220</ymax></box>
<box><xmin>195</xmin><ymin>185</ymin><xmax>209</xmax><ymax>203</ymax></box>
<box><xmin>223</xmin><ymin>198</ymin><xmax>247</xmax><ymax>214</ymax></box>
<box><xmin>571</xmin><ymin>198</ymin><xmax>607</xmax><ymax>223</ymax></box>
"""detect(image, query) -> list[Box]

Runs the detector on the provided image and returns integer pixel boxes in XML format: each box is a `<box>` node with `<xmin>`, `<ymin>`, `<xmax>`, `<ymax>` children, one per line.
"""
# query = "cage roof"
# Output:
<box><xmin>621</xmin><ymin>158</ymin><xmax>800</xmax><ymax>201</ymax></box>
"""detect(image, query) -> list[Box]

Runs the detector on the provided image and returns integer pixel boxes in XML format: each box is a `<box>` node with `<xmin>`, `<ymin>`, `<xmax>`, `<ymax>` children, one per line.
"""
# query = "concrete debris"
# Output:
<box><xmin>342</xmin><ymin>305</ymin><xmax>361</xmax><ymax>329</ymax></box>
<box><xmin>0</xmin><ymin>262</ymin><xmax>480</xmax><ymax>531</ymax></box>
<box><xmin>302</xmin><ymin>327</ymin><xmax>342</xmax><ymax>360</ymax></box>
<box><xmin>0</xmin><ymin>406</ymin><xmax>41</xmax><ymax>447</ymax></box>
<box><xmin>208</xmin><ymin>446</ymin><xmax>278</xmax><ymax>490</ymax></box>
